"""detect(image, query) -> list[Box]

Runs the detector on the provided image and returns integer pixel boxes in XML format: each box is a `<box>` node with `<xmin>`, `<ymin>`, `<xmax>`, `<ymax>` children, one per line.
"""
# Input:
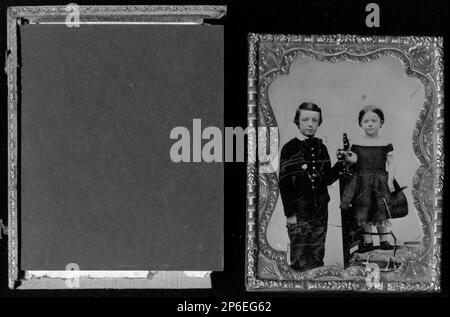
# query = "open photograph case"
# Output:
<box><xmin>6</xmin><ymin>5</ymin><xmax>226</xmax><ymax>289</ymax></box>
<box><xmin>246</xmin><ymin>34</ymin><xmax>444</xmax><ymax>292</ymax></box>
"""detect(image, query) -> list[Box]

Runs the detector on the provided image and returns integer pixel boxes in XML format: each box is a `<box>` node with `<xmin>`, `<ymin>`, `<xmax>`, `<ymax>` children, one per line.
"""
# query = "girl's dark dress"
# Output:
<box><xmin>341</xmin><ymin>143</ymin><xmax>394</xmax><ymax>227</ymax></box>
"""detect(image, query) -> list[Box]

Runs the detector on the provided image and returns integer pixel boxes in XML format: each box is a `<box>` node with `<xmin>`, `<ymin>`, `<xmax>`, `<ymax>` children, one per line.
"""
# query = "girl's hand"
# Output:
<box><xmin>388</xmin><ymin>180</ymin><xmax>395</xmax><ymax>193</ymax></box>
<box><xmin>286</xmin><ymin>215</ymin><xmax>297</xmax><ymax>225</ymax></box>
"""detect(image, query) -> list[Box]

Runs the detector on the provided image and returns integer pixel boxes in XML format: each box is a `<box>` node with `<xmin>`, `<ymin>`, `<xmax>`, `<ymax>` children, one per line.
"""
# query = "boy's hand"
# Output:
<box><xmin>344</xmin><ymin>151</ymin><xmax>357</xmax><ymax>164</ymax></box>
<box><xmin>336</xmin><ymin>150</ymin><xmax>357</xmax><ymax>164</ymax></box>
<box><xmin>286</xmin><ymin>215</ymin><xmax>297</xmax><ymax>225</ymax></box>
<box><xmin>336</xmin><ymin>149</ymin><xmax>346</xmax><ymax>161</ymax></box>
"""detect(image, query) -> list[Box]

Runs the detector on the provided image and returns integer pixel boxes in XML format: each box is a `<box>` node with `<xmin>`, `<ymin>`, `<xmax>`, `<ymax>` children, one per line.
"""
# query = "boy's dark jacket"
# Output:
<box><xmin>279</xmin><ymin>136</ymin><xmax>343</xmax><ymax>218</ymax></box>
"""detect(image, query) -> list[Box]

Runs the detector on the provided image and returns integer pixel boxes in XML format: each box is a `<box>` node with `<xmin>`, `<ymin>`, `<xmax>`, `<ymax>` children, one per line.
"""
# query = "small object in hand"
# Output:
<box><xmin>343</xmin><ymin>133</ymin><xmax>350</xmax><ymax>151</ymax></box>
<box><xmin>384</xmin><ymin>180</ymin><xmax>408</xmax><ymax>219</ymax></box>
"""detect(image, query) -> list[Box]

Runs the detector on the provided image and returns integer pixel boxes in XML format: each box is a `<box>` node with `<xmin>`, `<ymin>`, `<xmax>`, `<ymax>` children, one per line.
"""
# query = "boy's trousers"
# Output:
<box><xmin>286</xmin><ymin>210</ymin><xmax>328</xmax><ymax>272</ymax></box>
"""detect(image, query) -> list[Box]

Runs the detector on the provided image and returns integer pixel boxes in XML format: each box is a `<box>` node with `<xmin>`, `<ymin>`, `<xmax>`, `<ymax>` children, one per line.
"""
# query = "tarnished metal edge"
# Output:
<box><xmin>7</xmin><ymin>7</ymin><xmax>19</xmax><ymax>290</ymax></box>
<box><xmin>7</xmin><ymin>5</ymin><xmax>227</xmax><ymax>23</ymax></box>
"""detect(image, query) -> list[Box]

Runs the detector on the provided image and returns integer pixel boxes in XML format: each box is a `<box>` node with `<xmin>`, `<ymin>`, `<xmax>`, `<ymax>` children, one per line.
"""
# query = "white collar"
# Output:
<box><xmin>296</xmin><ymin>131</ymin><xmax>312</xmax><ymax>141</ymax></box>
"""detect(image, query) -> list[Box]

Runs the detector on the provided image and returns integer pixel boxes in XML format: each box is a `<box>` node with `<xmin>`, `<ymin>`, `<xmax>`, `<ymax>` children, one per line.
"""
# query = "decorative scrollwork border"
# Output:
<box><xmin>7</xmin><ymin>5</ymin><xmax>226</xmax><ymax>23</ymax></box>
<box><xmin>246</xmin><ymin>33</ymin><xmax>443</xmax><ymax>292</ymax></box>
<box><xmin>6</xmin><ymin>5</ymin><xmax>226</xmax><ymax>290</ymax></box>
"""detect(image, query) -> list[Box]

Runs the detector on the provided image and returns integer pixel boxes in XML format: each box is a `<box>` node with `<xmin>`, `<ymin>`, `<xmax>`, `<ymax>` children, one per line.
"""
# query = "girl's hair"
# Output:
<box><xmin>358</xmin><ymin>105</ymin><xmax>385</xmax><ymax>126</ymax></box>
<box><xmin>293</xmin><ymin>102</ymin><xmax>323</xmax><ymax>126</ymax></box>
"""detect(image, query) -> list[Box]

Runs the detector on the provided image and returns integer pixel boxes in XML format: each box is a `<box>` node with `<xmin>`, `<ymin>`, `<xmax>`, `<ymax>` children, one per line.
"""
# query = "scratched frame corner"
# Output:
<box><xmin>6</xmin><ymin>4</ymin><xmax>226</xmax><ymax>290</ymax></box>
<box><xmin>245</xmin><ymin>33</ymin><xmax>444</xmax><ymax>292</ymax></box>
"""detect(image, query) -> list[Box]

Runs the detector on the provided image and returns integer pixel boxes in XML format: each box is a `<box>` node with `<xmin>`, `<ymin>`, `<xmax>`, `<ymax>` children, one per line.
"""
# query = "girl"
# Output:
<box><xmin>340</xmin><ymin>105</ymin><xmax>401</xmax><ymax>253</ymax></box>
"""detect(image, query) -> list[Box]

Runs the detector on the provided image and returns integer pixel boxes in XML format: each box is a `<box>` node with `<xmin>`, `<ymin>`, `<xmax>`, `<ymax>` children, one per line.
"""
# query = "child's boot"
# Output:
<box><xmin>380</xmin><ymin>241</ymin><xmax>395</xmax><ymax>250</ymax></box>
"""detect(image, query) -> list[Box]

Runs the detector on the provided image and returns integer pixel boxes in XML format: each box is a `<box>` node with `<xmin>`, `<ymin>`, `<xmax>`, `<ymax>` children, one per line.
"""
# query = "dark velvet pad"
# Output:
<box><xmin>20</xmin><ymin>25</ymin><xmax>223</xmax><ymax>270</ymax></box>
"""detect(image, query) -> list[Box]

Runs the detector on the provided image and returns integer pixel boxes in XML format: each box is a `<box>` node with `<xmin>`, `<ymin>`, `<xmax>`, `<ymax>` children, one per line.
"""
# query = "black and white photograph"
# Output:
<box><xmin>0</xmin><ymin>0</ymin><xmax>447</xmax><ymax>304</ymax></box>
<box><xmin>246</xmin><ymin>34</ymin><xmax>443</xmax><ymax>291</ymax></box>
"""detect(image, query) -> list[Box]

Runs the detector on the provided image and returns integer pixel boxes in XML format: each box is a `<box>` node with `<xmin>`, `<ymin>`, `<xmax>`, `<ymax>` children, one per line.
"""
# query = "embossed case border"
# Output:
<box><xmin>246</xmin><ymin>33</ymin><xmax>444</xmax><ymax>292</ymax></box>
<box><xmin>6</xmin><ymin>5</ymin><xmax>226</xmax><ymax>290</ymax></box>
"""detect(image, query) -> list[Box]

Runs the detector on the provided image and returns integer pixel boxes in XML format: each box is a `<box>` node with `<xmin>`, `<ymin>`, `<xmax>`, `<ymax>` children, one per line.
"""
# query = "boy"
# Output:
<box><xmin>279</xmin><ymin>102</ymin><xmax>344</xmax><ymax>271</ymax></box>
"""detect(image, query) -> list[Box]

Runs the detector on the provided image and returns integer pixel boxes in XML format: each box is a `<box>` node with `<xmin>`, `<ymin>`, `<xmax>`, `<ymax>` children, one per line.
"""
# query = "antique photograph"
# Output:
<box><xmin>246</xmin><ymin>34</ymin><xmax>443</xmax><ymax>291</ymax></box>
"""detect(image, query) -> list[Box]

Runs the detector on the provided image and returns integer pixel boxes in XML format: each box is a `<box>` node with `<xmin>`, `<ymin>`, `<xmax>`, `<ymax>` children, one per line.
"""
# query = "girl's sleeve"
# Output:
<box><xmin>385</xmin><ymin>143</ymin><xmax>394</xmax><ymax>154</ymax></box>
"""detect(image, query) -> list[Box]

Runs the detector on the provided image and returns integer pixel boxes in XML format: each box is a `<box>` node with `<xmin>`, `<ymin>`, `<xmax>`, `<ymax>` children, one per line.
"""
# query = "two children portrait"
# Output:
<box><xmin>279</xmin><ymin>102</ymin><xmax>408</xmax><ymax>272</ymax></box>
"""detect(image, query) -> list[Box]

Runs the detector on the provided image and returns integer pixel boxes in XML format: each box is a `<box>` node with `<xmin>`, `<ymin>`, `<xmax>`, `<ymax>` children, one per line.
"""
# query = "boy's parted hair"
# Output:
<box><xmin>293</xmin><ymin>102</ymin><xmax>323</xmax><ymax>127</ymax></box>
<box><xmin>358</xmin><ymin>105</ymin><xmax>385</xmax><ymax>126</ymax></box>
